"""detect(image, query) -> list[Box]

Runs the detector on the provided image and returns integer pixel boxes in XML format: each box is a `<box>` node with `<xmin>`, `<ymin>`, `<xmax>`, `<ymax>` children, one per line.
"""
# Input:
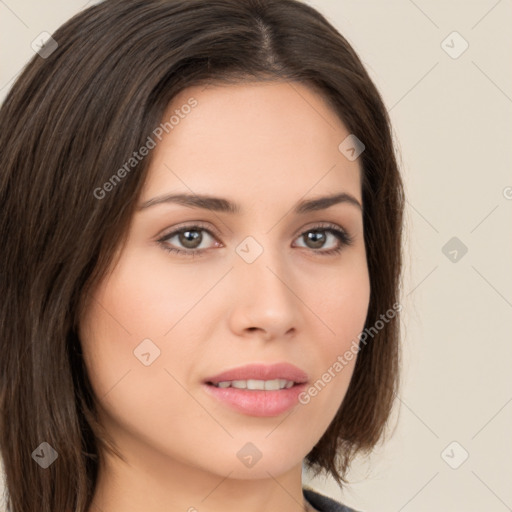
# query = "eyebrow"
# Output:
<box><xmin>137</xmin><ymin>191</ymin><xmax>362</xmax><ymax>214</ymax></box>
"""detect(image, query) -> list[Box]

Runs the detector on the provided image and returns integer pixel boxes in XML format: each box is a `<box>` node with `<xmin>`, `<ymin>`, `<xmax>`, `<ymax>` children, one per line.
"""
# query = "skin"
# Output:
<box><xmin>79</xmin><ymin>81</ymin><xmax>370</xmax><ymax>512</ymax></box>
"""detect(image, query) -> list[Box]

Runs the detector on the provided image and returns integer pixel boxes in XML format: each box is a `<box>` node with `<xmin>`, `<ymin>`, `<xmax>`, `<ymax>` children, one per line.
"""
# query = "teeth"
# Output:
<box><xmin>264</xmin><ymin>379</ymin><xmax>280</xmax><ymax>391</ymax></box>
<box><xmin>213</xmin><ymin>379</ymin><xmax>296</xmax><ymax>390</ymax></box>
<box><xmin>232</xmin><ymin>380</ymin><xmax>247</xmax><ymax>389</ymax></box>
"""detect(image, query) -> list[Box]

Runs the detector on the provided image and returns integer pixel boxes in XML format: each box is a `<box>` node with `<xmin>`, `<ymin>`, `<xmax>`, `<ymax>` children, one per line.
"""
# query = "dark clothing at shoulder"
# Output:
<box><xmin>303</xmin><ymin>487</ymin><xmax>362</xmax><ymax>512</ymax></box>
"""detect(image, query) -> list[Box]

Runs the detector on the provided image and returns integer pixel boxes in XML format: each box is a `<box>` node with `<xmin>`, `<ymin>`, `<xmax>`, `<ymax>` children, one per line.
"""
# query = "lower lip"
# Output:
<box><xmin>202</xmin><ymin>383</ymin><xmax>307</xmax><ymax>417</ymax></box>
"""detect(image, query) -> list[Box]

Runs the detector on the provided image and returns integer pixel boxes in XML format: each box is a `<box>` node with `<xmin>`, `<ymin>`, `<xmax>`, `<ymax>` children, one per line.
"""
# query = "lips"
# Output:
<box><xmin>203</xmin><ymin>362</ymin><xmax>309</xmax><ymax>386</ymax></box>
<box><xmin>202</xmin><ymin>363</ymin><xmax>310</xmax><ymax>416</ymax></box>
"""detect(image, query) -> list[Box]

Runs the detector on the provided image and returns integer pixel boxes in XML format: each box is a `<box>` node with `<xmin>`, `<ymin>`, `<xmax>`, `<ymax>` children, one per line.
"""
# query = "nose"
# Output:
<box><xmin>227</xmin><ymin>245</ymin><xmax>301</xmax><ymax>342</ymax></box>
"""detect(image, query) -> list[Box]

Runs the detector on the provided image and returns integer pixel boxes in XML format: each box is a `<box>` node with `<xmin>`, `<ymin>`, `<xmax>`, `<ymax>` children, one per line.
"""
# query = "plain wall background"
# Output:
<box><xmin>1</xmin><ymin>1</ymin><xmax>511</xmax><ymax>511</ymax></box>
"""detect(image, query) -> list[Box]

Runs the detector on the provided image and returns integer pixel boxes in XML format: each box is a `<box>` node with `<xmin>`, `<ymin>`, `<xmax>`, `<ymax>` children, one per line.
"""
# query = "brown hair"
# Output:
<box><xmin>0</xmin><ymin>0</ymin><xmax>404</xmax><ymax>510</ymax></box>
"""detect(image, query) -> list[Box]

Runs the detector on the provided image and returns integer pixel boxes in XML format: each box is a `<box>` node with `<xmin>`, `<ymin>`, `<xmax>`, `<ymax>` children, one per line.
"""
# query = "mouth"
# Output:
<box><xmin>202</xmin><ymin>363</ymin><xmax>309</xmax><ymax>417</ymax></box>
<box><xmin>203</xmin><ymin>362</ymin><xmax>309</xmax><ymax>387</ymax></box>
<box><xmin>206</xmin><ymin>378</ymin><xmax>299</xmax><ymax>390</ymax></box>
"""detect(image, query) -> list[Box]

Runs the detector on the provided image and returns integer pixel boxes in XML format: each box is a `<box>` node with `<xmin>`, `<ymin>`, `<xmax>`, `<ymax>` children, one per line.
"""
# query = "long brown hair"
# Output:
<box><xmin>0</xmin><ymin>1</ymin><xmax>404</xmax><ymax>510</ymax></box>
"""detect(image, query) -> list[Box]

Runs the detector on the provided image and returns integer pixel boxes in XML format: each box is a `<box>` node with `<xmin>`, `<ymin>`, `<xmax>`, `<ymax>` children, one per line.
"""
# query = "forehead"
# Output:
<box><xmin>143</xmin><ymin>81</ymin><xmax>362</xmax><ymax>205</ymax></box>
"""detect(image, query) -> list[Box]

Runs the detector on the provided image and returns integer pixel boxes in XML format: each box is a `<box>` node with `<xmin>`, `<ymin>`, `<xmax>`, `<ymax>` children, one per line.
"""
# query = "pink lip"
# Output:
<box><xmin>202</xmin><ymin>363</ymin><xmax>309</xmax><ymax>417</ymax></box>
<box><xmin>203</xmin><ymin>363</ymin><xmax>308</xmax><ymax>385</ymax></box>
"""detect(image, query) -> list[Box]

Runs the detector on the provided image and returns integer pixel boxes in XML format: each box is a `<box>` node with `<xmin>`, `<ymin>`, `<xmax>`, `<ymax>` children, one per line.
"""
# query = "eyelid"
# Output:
<box><xmin>157</xmin><ymin>220</ymin><xmax>350</xmax><ymax>240</ymax></box>
<box><xmin>295</xmin><ymin>222</ymin><xmax>354</xmax><ymax>250</ymax></box>
<box><xmin>156</xmin><ymin>221</ymin><xmax>221</xmax><ymax>242</ymax></box>
<box><xmin>156</xmin><ymin>220</ymin><xmax>353</xmax><ymax>256</ymax></box>
<box><xmin>292</xmin><ymin>221</ymin><xmax>350</xmax><ymax>240</ymax></box>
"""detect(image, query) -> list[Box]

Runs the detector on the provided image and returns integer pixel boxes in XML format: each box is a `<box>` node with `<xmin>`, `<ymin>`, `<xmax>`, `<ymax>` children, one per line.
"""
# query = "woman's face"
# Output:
<box><xmin>79</xmin><ymin>81</ymin><xmax>370</xmax><ymax>481</ymax></box>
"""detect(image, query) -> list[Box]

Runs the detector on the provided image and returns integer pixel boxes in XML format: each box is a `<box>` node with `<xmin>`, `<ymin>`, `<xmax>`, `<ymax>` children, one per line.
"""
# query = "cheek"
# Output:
<box><xmin>316</xmin><ymin>257</ymin><xmax>371</xmax><ymax>351</ymax></box>
<box><xmin>78</xmin><ymin>248</ymin><xmax>215</xmax><ymax>402</ymax></box>
<box><xmin>81</xmin><ymin>252</ymin><xmax>204</xmax><ymax>345</ymax></box>
<box><xmin>77</xmin><ymin>259</ymin><xmax>160</xmax><ymax>402</ymax></box>
<box><xmin>298</xmin><ymin>260</ymin><xmax>370</xmax><ymax>412</ymax></box>
<box><xmin>77</xmin><ymin>260</ymin><xmax>206</xmax><ymax>453</ymax></box>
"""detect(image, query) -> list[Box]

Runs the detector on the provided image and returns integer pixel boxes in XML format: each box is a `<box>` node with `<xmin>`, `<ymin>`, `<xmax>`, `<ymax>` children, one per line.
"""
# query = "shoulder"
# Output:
<box><xmin>303</xmin><ymin>487</ymin><xmax>363</xmax><ymax>512</ymax></box>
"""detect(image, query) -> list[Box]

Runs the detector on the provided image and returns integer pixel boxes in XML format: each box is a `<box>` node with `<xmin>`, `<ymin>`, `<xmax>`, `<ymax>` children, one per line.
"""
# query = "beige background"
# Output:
<box><xmin>1</xmin><ymin>1</ymin><xmax>511</xmax><ymax>511</ymax></box>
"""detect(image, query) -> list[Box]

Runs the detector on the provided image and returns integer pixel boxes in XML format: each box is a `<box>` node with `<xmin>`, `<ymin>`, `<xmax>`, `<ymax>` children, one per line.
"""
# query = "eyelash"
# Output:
<box><xmin>157</xmin><ymin>222</ymin><xmax>353</xmax><ymax>258</ymax></box>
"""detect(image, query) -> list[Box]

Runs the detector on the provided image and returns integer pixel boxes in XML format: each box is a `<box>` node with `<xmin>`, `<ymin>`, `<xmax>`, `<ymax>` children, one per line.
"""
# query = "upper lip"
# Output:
<box><xmin>204</xmin><ymin>363</ymin><xmax>309</xmax><ymax>385</ymax></box>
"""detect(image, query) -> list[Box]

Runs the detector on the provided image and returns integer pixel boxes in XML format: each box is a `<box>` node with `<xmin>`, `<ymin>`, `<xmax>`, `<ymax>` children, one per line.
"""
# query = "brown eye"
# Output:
<box><xmin>158</xmin><ymin>224</ymin><xmax>220</xmax><ymax>256</ymax></box>
<box><xmin>294</xmin><ymin>224</ymin><xmax>353</xmax><ymax>255</ymax></box>
<box><xmin>302</xmin><ymin>230</ymin><xmax>328</xmax><ymax>249</ymax></box>
<box><xmin>175</xmin><ymin>229</ymin><xmax>204</xmax><ymax>249</ymax></box>
<box><xmin>157</xmin><ymin>222</ymin><xmax>353</xmax><ymax>257</ymax></box>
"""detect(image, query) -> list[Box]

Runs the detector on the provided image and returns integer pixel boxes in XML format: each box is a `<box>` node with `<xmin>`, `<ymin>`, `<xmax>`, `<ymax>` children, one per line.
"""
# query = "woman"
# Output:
<box><xmin>0</xmin><ymin>1</ymin><xmax>404</xmax><ymax>511</ymax></box>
